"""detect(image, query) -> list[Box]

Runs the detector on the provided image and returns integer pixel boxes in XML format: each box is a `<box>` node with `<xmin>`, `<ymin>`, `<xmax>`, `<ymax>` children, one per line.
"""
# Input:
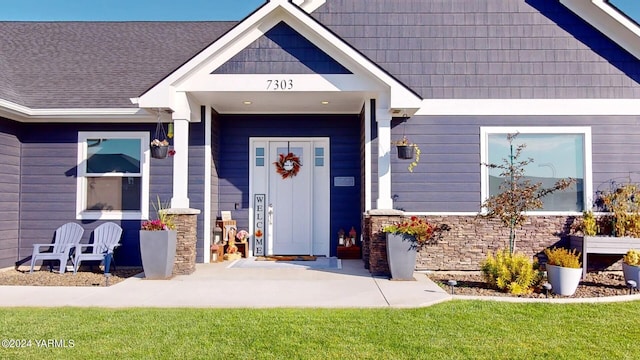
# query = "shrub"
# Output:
<box><xmin>581</xmin><ymin>211</ymin><xmax>598</xmax><ymax>236</ymax></box>
<box><xmin>544</xmin><ymin>247</ymin><xmax>581</xmax><ymax>269</ymax></box>
<box><xmin>481</xmin><ymin>249</ymin><xmax>540</xmax><ymax>295</ymax></box>
<box><xmin>623</xmin><ymin>249</ymin><xmax>640</xmax><ymax>266</ymax></box>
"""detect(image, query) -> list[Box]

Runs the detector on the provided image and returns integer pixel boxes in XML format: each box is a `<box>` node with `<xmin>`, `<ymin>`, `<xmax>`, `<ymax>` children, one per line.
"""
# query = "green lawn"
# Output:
<box><xmin>1</xmin><ymin>301</ymin><xmax>639</xmax><ymax>359</ymax></box>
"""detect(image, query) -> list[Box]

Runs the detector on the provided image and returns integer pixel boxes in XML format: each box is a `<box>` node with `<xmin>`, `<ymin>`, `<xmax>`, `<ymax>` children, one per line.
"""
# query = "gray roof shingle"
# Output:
<box><xmin>0</xmin><ymin>21</ymin><xmax>236</xmax><ymax>108</ymax></box>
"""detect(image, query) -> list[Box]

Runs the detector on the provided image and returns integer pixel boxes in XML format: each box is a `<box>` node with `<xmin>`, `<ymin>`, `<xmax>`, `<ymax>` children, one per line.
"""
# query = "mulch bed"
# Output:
<box><xmin>0</xmin><ymin>267</ymin><xmax>143</xmax><ymax>287</ymax></box>
<box><xmin>428</xmin><ymin>272</ymin><xmax>635</xmax><ymax>298</ymax></box>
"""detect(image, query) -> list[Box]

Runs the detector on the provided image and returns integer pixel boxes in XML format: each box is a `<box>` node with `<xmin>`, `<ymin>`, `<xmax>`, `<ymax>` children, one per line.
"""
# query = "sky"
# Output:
<box><xmin>0</xmin><ymin>0</ymin><xmax>637</xmax><ymax>22</ymax></box>
<box><xmin>0</xmin><ymin>0</ymin><xmax>265</xmax><ymax>21</ymax></box>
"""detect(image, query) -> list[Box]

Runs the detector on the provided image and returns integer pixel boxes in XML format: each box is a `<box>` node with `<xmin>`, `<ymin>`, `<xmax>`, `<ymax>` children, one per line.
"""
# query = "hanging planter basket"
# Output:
<box><xmin>151</xmin><ymin>110</ymin><xmax>171</xmax><ymax>159</ymax></box>
<box><xmin>150</xmin><ymin>143</ymin><xmax>169</xmax><ymax>159</ymax></box>
<box><xmin>397</xmin><ymin>145</ymin><xmax>415</xmax><ymax>160</ymax></box>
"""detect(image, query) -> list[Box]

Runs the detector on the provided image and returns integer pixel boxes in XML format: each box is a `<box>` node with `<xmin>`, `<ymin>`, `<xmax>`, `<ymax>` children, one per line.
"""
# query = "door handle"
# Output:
<box><xmin>268</xmin><ymin>203</ymin><xmax>273</xmax><ymax>225</ymax></box>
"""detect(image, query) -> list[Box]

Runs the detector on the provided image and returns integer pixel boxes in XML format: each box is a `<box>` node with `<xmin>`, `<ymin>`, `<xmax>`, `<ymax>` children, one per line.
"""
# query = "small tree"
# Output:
<box><xmin>481</xmin><ymin>133</ymin><xmax>575</xmax><ymax>254</ymax></box>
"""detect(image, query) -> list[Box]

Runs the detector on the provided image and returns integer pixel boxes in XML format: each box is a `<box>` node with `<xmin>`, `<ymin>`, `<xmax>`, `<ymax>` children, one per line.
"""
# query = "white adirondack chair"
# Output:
<box><xmin>30</xmin><ymin>222</ymin><xmax>84</xmax><ymax>274</ymax></box>
<box><xmin>73</xmin><ymin>222</ymin><xmax>123</xmax><ymax>274</ymax></box>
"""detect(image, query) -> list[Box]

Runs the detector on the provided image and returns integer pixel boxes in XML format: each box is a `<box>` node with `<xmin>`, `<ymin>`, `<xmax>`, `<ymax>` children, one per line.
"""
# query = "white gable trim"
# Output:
<box><xmin>137</xmin><ymin>0</ymin><xmax>421</xmax><ymax>112</ymax></box>
<box><xmin>561</xmin><ymin>0</ymin><xmax>640</xmax><ymax>60</ymax></box>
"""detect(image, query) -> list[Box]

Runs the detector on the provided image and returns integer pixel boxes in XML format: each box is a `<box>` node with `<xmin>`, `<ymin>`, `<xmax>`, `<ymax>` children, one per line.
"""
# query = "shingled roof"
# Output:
<box><xmin>0</xmin><ymin>21</ymin><xmax>236</xmax><ymax>109</ymax></box>
<box><xmin>1</xmin><ymin>0</ymin><xmax>639</xmax><ymax>111</ymax></box>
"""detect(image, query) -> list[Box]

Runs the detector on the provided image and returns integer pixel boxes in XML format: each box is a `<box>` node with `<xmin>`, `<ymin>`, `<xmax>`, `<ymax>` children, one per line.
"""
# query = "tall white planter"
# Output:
<box><xmin>546</xmin><ymin>264</ymin><xmax>582</xmax><ymax>296</ymax></box>
<box><xmin>386</xmin><ymin>233</ymin><xmax>418</xmax><ymax>281</ymax></box>
<box><xmin>622</xmin><ymin>263</ymin><xmax>640</xmax><ymax>289</ymax></box>
<box><xmin>140</xmin><ymin>230</ymin><xmax>177</xmax><ymax>280</ymax></box>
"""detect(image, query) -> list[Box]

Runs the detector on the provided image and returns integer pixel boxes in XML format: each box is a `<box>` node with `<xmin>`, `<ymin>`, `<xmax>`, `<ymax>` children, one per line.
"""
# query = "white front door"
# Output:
<box><xmin>250</xmin><ymin>138</ymin><xmax>330</xmax><ymax>256</ymax></box>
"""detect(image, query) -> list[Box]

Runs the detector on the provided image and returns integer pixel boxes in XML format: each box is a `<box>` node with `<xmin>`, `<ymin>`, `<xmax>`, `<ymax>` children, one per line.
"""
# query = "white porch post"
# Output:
<box><xmin>171</xmin><ymin>117</ymin><xmax>190</xmax><ymax>208</ymax></box>
<box><xmin>364</xmin><ymin>100</ymin><xmax>372</xmax><ymax>211</ymax></box>
<box><xmin>376</xmin><ymin>110</ymin><xmax>393</xmax><ymax>209</ymax></box>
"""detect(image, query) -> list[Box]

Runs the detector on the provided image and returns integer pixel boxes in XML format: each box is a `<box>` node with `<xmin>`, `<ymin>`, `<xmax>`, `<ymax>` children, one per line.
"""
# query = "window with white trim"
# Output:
<box><xmin>480</xmin><ymin>127</ymin><xmax>592</xmax><ymax>213</ymax></box>
<box><xmin>77</xmin><ymin>132</ymin><xmax>149</xmax><ymax>220</ymax></box>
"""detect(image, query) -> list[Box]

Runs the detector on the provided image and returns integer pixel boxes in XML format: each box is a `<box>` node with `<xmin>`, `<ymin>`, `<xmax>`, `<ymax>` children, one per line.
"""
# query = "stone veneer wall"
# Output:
<box><xmin>165</xmin><ymin>208</ymin><xmax>201</xmax><ymax>276</ymax></box>
<box><xmin>363</xmin><ymin>211</ymin><xmax>578</xmax><ymax>276</ymax></box>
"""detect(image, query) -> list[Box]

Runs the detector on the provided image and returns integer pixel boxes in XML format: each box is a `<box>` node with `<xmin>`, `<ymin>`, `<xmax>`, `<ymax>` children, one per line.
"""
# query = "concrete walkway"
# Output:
<box><xmin>0</xmin><ymin>260</ymin><xmax>452</xmax><ymax>308</ymax></box>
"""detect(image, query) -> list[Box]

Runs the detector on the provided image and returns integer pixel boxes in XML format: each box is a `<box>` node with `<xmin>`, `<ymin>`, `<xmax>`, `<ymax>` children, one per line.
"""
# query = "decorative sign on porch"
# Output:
<box><xmin>254</xmin><ymin>194</ymin><xmax>266</xmax><ymax>256</ymax></box>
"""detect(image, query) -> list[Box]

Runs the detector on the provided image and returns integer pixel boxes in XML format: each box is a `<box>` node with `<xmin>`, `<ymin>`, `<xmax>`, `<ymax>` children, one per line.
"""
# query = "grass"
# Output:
<box><xmin>1</xmin><ymin>301</ymin><xmax>639</xmax><ymax>359</ymax></box>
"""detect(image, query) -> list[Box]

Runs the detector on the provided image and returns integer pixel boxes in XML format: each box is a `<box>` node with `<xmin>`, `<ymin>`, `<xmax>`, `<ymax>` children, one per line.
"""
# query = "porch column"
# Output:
<box><xmin>171</xmin><ymin>116</ymin><xmax>190</xmax><ymax>209</ymax></box>
<box><xmin>376</xmin><ymin>110</ymin><xmax>393</xmax><ymax>209</ymax></box>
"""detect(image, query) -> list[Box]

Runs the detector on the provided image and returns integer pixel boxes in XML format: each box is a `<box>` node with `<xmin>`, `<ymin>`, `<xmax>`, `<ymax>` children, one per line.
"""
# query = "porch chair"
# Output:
<box><xmin>30</xmin><ymin>222</ymin><xmax>84</xmax><ymax>274</ymax></box>
<box><xmin>73</xmin><ymin>222</ymin><xmax>123</xmax><ymax>274</ymax></box>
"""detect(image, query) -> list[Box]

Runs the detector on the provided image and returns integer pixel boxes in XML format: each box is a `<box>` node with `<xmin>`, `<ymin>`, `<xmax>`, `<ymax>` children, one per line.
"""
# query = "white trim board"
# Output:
<box><xmin>418</xmin><ymin>99</ymin><xmax>640</xmax><ymax>116</ymax></box>
<box><xmin>0</xmin><ymin>99</ymin><xmax>154</xmax><ymax>123</ymax></box>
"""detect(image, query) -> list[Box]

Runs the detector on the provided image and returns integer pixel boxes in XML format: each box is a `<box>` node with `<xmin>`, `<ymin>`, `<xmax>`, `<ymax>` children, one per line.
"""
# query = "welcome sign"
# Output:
<box><xmin>254</xmin><ymin>194</ymin><xmax>266</xmax><ymax>256</ymax></box>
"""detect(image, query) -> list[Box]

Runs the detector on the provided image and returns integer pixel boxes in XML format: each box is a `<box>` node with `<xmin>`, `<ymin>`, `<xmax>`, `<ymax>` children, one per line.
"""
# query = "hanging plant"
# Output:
<box><xmin>274</xmin><ymin>152</ymin><xmax>301</xmax><ymax>179</ymax></box>
<box><xmin>151</xmin><ymin>109</ymin><xmax>170</xmax><ymax>159</ymax></box>
<box><xmin>393</xmin><ymin>136</ymin><xmax>421</xmax><ymax>172</ymax></box>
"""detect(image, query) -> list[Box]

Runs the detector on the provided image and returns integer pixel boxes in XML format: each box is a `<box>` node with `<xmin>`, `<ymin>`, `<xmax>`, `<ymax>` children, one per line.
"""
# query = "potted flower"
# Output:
<box><xmin>150</xmin><ymin>138</ymin><xmax>170</xmax><ymax>159</ymax></box>
<box><xmin>544</xmin><ymin>247</ymin><xmax>582</xmax><ymax>296</ymax></box>
<box><xmin>623</xmin><ymin>249</ymin><xmax>640</xmax><ymax>290</ymax></box>
<box><xmin>382</xmin><ymin>216</ymin><xmax>449</xmax><ymax>280</ymax></box>
<box><xmin>393</xmin><ymin>137</ymin><xmax>421</xmax><ymax>172</ymax></box>
<box><xmin>139</xmin><ymin>197</ymin><xmax>176</xmax><ymax>279</ymax></box>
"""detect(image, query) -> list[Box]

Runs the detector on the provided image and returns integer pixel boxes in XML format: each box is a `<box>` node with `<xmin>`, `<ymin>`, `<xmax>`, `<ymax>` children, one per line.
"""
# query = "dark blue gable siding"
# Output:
<box><xmin>0</xmin><ymin>118</ymin><xmax>21</xmax><ymax>268</ymax></box>
<box><xmin>218</xmin><ymin>114</ymin><xmax>361</xmax><ymax>256</ymax></box>
<box><xmin>17</xmin><ymin>122</ymin><xmax>172</xmax><ymax>267</ymax></box>
<box><xmin>214</xmin><ymin>21</ymin><xmax>352</xmax><ymax>75</ymax></box>
<box><xmin>391</xmin><ymin>115</ymin><xmax>640</xmax><ymax>213</ymax></box>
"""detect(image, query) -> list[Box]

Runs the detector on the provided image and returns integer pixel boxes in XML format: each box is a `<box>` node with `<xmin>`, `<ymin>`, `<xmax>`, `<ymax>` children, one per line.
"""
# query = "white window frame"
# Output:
<box><xmin>76</xmin><ymin>131</ymin><xmax>150</xmax><ymax>220</ymax></box>
<box><xmin>480</xmin><ymin>126</ymin><xmax>593</xmax><ymax>215</ymax></box>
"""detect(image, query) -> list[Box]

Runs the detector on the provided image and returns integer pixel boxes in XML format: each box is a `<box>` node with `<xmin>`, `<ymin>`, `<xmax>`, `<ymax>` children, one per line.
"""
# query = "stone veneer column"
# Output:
<box><xmin>164</xmin><ymin>208</ymin><xmax>201</xmax><ymax>276</ymax></box>
<box><xmin>363</xmin><ymin>209</ymin><xmax>404</xmax><ymax>276</ymax></box>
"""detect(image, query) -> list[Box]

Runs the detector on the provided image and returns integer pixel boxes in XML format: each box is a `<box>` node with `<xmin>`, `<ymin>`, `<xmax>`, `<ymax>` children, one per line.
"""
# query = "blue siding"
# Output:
<box><xmin>214</xmin><ymin>21</ymin><xmax>352</xmax><ymax>75</ymax></box>
<box><xmin>219</xmin><ymin>114</ymin><xmax>361</xmax><ymax>256</ymax></box>
<box><xmin>390</xmin><ymin>115</ymin><xmax>640</xmax><ymax>212</ymax></box>
<box><xmin>188</xmin><ymin>108</ymin><xmax>207</xmax><ymax>262</ymax></box>
<box><xmin>0</xmin><ymin>118</ymin><xmax>21</xmax><ymax>268</ymax></box>
<box><xmin>17</xmin><ymin>123</ymin><xmax>172</xmax><ymax>267</ymax></box>
<box><xmin>313</xmin><ymin>0</ymin><xmax>640</xmax><ymax>99</ymax></box>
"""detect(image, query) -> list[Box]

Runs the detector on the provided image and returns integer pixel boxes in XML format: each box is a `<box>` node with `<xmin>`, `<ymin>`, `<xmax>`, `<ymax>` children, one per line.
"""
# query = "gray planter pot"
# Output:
<box><xmin>140</xmin><ymin>230</ymin><xmax>177</xmax><ymax>279</ymax></box>
<box><xmin>622</xmin><ymin>263</ymin><xmax>640</xmax><ymax>289</ymax></box>
<box><xmin>386</xmin><ymin>233</ymin><xmax>417</xmax><ymax>281</ymax></box>
<box><xmin>546</xmin><ymin>264</ymin><xmax>582</xmax><ymax>296</ymax></box>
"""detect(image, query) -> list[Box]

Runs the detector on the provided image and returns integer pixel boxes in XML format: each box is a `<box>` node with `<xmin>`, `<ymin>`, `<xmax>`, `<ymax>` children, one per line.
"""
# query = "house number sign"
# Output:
<box><xmin>254</xmin><ymin>194</ymin><xmax>266</xmax><ymax>256</ymax></box>
<box><xmin>266</xmin><ymin>79</ymin><xmax>294</xmax><ymax>91</ymax></box>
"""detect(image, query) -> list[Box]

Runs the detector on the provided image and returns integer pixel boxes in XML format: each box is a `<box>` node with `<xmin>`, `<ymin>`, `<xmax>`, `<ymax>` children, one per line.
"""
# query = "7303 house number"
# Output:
<box><xmin>266</xmin><ymin>79</ymin><xmax>294</xmax><ymax>91</ymax></box>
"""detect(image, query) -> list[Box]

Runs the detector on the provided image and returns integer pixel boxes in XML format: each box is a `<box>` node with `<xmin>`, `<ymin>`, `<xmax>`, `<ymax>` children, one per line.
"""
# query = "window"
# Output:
<box><xmin>480</xmin><ymin>127</ymin><xmax>592</xmax><ymax>213</ymax></box>
<box><xmin>77</xmin><ymin>132</ymin><xmax>149</xmax><ymax>220</ymax></box>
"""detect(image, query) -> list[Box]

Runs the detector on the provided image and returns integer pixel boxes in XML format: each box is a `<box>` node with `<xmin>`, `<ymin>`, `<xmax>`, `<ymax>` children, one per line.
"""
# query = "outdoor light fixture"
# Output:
<box><xmin>447</xmin><ymin>279</ymin><xmax>457</xmax><ymax>295</ymax></box>
<box><xmin>543</xmin><ymin>282</ymin><xmax>552</xmax><ymax>298</ymax></box>
<box><xmin>627</xmin><ymin>280</ymin><xmax>637</xmax><ymax>295</ymax></box>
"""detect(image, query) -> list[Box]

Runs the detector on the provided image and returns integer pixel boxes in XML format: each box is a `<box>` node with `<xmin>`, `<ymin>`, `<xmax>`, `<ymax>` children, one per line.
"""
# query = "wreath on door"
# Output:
<box><xmin>274</xmin><ymin>152</ymin><xmax>301</xmax><ymax>179</ymax></box>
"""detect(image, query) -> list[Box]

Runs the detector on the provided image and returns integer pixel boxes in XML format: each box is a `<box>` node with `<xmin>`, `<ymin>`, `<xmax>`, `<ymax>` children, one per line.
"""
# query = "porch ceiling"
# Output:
<box><xmin>190</xmin><ymin>91</ymin><xmax>367</xmax><ymax>114</ymax></box>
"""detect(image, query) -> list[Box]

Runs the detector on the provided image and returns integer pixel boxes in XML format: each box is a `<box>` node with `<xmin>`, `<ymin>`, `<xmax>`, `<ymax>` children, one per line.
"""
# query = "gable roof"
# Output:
<box><xmin>1</xmin><ymin>0</ymin><xmax>639</xmax><ymax>116</ymax></box>
<box><xmin>312</xmin><ymin>0</ymin><xmax>640</xmax><ymax>99</ymax></box>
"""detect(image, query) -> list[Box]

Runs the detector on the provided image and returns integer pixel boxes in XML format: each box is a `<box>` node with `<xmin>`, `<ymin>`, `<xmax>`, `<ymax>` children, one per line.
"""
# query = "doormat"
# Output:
<box><xmin>228</xmin><ymin>257</ymin><xmax>341</xmax><ymax>270</ymax></box>
<box><xmin>255</xmin><ymin>255</ymin><xmax>317</xmax><ymax>261</ymax></box>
